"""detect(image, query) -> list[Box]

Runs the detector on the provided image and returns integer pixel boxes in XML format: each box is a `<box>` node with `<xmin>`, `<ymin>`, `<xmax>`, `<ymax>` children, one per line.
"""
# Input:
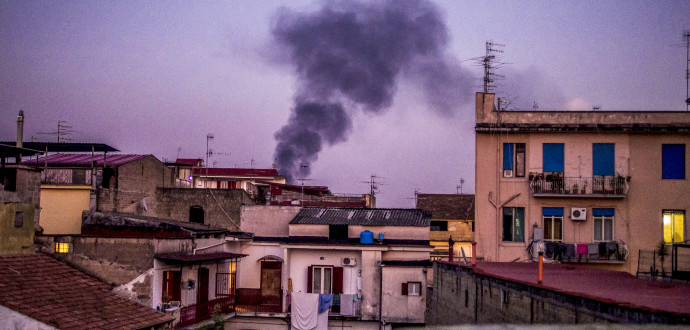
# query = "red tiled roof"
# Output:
<box><xmin>0</xmin><ymin>253</ymin><xmax>173</xmax><ymax>329</ymax></box>
<box><xmin>453</xmin><ymin>261</ymin><xmax>690</xmax><ymax>315</ymax></box>
<box><xmin>193</xmin><ymin>167</ymin><xmax>280</xmax><ymax>177</ymax></box>
<box><xmin>22</xmin><ymin>153</ymin><xmax>150</xmax><ymax>168</ymax></box>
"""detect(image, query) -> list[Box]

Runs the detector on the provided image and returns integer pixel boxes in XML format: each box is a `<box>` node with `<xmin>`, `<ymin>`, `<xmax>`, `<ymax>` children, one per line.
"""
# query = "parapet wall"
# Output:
<box><xmin>427</xmin><ymin>261</ymin><xmax>688</xmax><ymax>325</ymax></box>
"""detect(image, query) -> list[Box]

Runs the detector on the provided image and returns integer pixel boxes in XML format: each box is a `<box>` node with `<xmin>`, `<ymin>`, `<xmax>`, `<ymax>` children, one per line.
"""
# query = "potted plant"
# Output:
<box><xmin>657</xmin><ymin>240</ymin><xmax>669</xmax><ymax>278</ymax></box>
<box><xmin>572</xmin><ymin>184</ymin><xmax>579</xmax><ymax>194</ymax></box>
<box><xmin>161</xmin><ymin>291</ymin><xmax>171</xmax><ymax>311</ymax></box>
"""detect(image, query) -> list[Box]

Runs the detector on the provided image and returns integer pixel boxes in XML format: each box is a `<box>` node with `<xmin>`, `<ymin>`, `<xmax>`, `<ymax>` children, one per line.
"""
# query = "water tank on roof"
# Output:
<box><xmin>378</xmin><ymin>232</ymin><xmax>384</xmax><ymax>241</ymax></box>
<box><xmin>360</xmin><ymin>230</ymin><xmax>374</xmax><ymax>244</ymax></box>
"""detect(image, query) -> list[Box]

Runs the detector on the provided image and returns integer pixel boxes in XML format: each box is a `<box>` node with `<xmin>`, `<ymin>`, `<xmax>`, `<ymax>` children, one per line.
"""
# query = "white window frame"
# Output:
<box><xmin>407</xmin><ymin>282</ymin><xmax>421</xmax><ymax>296</ymax></box>
<box><xmin>593</xmin><ymin>215</ymin><xmax>614</xmax><ymax>241</ymax></box>
<box><xmin>311</xmin><ymin>266</ymin><xmax>333</xmax><ymax>294</ymax></box>
<box><xmin>543</xmin><ymin>215</ymin><xmax>563</xmax><ymax>241</ymax></box>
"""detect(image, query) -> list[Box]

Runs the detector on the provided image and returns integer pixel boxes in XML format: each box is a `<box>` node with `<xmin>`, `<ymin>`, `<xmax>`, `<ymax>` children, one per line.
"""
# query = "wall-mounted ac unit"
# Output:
<box><xmin>342</xmin><ymin>257</ymin><xmax>357</xmax><ymax>266</ymax></box>
<box><xmin>571</xmin><ymin>208</ymin><xmax>587</xmax><ymax>221</ymax></box>
<box><xmin>503</xmin><ymin>169</ymin><xmax>513</xmax><ymax>177</ymax></box>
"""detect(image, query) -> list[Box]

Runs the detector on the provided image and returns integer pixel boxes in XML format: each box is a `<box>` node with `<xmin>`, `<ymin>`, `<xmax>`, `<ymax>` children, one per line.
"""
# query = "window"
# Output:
<box><xmin>593</xmin><ymin>208</ymin><xmax>614</xmax><ymax>241</ymax></box>
<box><xmin>401</xmin><ymin>282</ymin><xmax>422</xmax><ymax>296</ymax></box>
<box><xmin>14</xmin><ymin>211</ymin><xmax>24</xmax><ymax>228</ymax></box>
<box><xmin>312</xmin><ymin>266</ymin><xmax>332</xmax><ymax>294</ymax></box>
<box><xmin>502</xmin><ymin>207</ymin><xmax>525</xmax><ymax>242</ymax></box>
<box><xmin>55</xmin><ymin>242</ymin><xmax>69</xmax><ymax>253</ymax></box>
<box><xmin>503</xmin><ymin>143</ymin><xmax>526</xmax><ymax>177</ymax></box>
<box><xmin>593</xmin><ymin>143</ymin><xmax>615</xmax><ymax>176</ymax></box>
<box><xmin>662</xmin><ymin>144</ymin><xmax>685</xmax><ymax>179</ymax></box>
<box><xmin>543</xmin><ymin>207</ymin><xmax>563</xmax><ymax>241</ymax></box>
<box><xmin>663</xmin><ymin>210</ymin><xmax>684</xmax><ymax>244</ymax></box>
<box><xmin>430</xmin><ymin>221</ymin><xmax>448</xmax><ymax>231</ymax></box>
<box><xmin>543</xmin><ymin>143</ymin><xmax>564</xmax><ymax>174</ymax></box>
<box><xmin>329</xmin><ymin>225</ymin><xmax>348</xmax><ymax>240</ymax></box>
<box><xmin>189</xmin><ymin>205</ymin><xmax>204</xmax><ymax>224</ymax></box>
<box><xmin>162</xmin><ymin>271</ymin><xmax>181</xmax><ymax>302</ymax></box>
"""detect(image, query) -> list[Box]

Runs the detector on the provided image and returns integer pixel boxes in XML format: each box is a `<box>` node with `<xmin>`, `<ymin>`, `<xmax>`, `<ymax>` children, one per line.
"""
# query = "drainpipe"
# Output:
<box><xmin>192</xmin><ymin>240</ymin><xmax>228</xmax><ymax>254</ymax></box>
<box><xmin>378</xmin><ymin>263</ymin><xmax>384</xmax><ymax>330</ymax></box>
<box><xmin>538</xmin><ymin>251</ymin><xmax>544</xmax><ymax>284</ymax></box>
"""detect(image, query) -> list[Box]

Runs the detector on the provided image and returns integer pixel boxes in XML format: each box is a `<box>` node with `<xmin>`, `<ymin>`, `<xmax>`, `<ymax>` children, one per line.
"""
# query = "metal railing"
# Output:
<box><xmin>178</xmin><ymin>296</ymin><xmax>235</xmax><ymax>327</ymax></box>
<box><xmin>529</xmin><ymin>174</ymin><xmax>628</xmax><ymax>196</ymax></box>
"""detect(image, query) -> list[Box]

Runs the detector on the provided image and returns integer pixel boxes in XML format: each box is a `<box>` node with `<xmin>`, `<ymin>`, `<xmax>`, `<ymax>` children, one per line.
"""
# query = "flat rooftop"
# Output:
<box><xmin>459</xmin><ymin>262</ymin><xmax>690</xmax><ymax>316</ymax></box>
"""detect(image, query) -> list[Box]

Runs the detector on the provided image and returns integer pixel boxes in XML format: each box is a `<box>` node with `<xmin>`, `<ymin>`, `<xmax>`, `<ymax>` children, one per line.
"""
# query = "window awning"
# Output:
<box><xmin>155</xmin><ymin>252</ymin><xmax>247</xmax><ymax>265</ymax></box>
<box><xmin>258</xmin><ymin>255</ymin><xmax>284</xmax><ymax>263</ymax></box>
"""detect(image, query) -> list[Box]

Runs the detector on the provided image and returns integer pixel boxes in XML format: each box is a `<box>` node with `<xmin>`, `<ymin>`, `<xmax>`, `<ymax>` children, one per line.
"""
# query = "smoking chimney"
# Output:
<box><xmin>16</xmin><ymin>110</ymin><xmax>24</xmax><ymax>149</ymax></box>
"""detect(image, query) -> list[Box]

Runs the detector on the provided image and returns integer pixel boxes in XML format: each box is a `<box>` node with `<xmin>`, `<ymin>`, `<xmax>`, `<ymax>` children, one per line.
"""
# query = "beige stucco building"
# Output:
<box><xmin>475</xmin><ymin>92</ymin><xmax>690</xmax><ymax>274</ymax></box>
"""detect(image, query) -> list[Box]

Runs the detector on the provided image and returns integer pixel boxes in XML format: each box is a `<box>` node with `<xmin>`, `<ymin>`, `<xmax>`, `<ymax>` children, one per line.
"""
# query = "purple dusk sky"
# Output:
<box><xmin>1</xmin><ymin>1</ymin><xmax>688</xmax><ymax>207</ymax></box>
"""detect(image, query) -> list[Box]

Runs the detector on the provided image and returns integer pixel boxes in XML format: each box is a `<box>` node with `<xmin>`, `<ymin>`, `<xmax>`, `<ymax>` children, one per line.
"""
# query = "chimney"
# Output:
<box><xmin>16</xmin><ymin>110</ymin><xmax>24</xmax><ymax>149</ymax></box>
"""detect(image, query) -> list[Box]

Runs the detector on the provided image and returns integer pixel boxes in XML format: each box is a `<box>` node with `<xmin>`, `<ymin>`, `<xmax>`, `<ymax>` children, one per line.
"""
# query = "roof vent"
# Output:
<box><xmin>347</xmin><ymin>211</ymin><xmax>355</xmax><ymax>219</ymax></box>
<box><xmin>384</xmin><ymin>211</ymin><xmax>391</xmax><ymax>219</ymax></box>
<box><xmin>316</xmin><ymin>209</ymin><xmax>326</xmax><ymax>218</ymax></box>
<box><xmin>366</xmin><ymin>211</ymin><xmax>372</xmax><ymax>219</ymax></box>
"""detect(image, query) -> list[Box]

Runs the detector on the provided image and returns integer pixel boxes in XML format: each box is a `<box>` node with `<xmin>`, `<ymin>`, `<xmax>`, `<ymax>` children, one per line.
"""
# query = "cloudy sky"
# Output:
<box><xmin>1</xmin><ymin>1</ymin><xmax>688</xmax><ymax>207</ymax></box>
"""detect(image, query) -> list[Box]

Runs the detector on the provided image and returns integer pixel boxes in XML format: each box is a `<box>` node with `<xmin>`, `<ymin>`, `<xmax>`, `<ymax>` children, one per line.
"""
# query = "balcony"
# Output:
<box><xmin>529</xmin><ymin>173</ymin><xmax>628</xmax><ymax>198</ymax></box>
<box><xmin>178</xmin><ymin>296</ymin><xmax>235</xmax><ymax>327</ymax></box>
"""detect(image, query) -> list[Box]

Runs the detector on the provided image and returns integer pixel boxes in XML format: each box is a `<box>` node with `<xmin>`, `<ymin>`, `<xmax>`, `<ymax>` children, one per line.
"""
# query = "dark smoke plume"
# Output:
<box><xmin>272</xmin><ymin>0</ymin><xmax>472</xmax><ymax>181</ymax></box>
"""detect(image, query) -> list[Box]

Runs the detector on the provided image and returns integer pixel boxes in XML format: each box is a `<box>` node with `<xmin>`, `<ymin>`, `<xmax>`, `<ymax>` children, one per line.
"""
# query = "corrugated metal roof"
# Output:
<box><xmin>22</xmin><ymin>153</ymin><xmax>150</xmax><ymax>167</ymax></box>
<box><xmin>289</xmin><ymin>208</ymin><xmax>431</xmax><ymax>227</ymax></box>
<box><xmin>193</xmin><ymin>167</ymin><xmax>280</xmax><ymax>177</ymax></box>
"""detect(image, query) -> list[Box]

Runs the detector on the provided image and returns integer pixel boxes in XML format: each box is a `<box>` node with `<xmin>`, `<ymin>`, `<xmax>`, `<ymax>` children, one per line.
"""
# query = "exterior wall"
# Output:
<box><xmin>287</xmin><ymin>248</ymin><xmax>363</xmax><ymax>295</ymax></box>
<box><xmin>40</xmin><ymin>185</ymin><xmax>90</xmax><ymax>235</ymax></box>
<box><xmin>0</xmin><ymin>202</ymin><xmax>35</xmax><ymax>254</ymax></box>
<box><xmin>427</xmin><ymin>262</ymin><xmax>687</xmax><ymax>324</ymax></box>
<box><xmin>381</xmin><ymin>266</ymin><xmax>426</xmax><ymax>324</ymax></box>
<box><xmin>381</xmin><ymin>251</ymin><xmax>429</xmax><ymax>260</ymax></box>
<box><xmin>97</xmin><ymin>155</ymin><xmax>172</xmax><ymax>215</ymax></box>
<box><xmin>154</xmin><ymin>188</ymin><xmax>254</xmax><ymax>230</ymax></box>
<box><xmin>152</xmin><ymin>259</ymin><xmax>229</xmax><ymax>310</ymax></box>
<box><xmin>240</xmin><ymin>205</ymin><xmax>300</xmax><ymax>237</ymax></box>
<box><xmin>0</xmin><ymin>305</ymin><xmax>56</xmax><ymax>330</ymax></box>
<box><xmin>288</xmin><ymin>224</ymin><xmax>329</xmax><ymax>237</ymax></box>
<box><xmin>0</xmin><ymin>167</ymin><xmax>40</xmax><ymax>253</ymax></box>
<box><xmin>349</xmin><ymin>225</ymin><xmax>429</xmax><ymax>240</ymax></box>
<box><xmin>360</xmin><ymin>250</ymin><xmax>382</xmax><ymax>321</ymax></box>
<box><xmin>429</xmin><ymin>220</ymin><xmax>473</xmax><ymax>242</ymax></box>
<box><xmin>474</xmin><ymin>92</ymin><xmax>690</xmax><ymax>274</ymax></box>
<box><xmin>238</xmin><ymin>242</ymin><xmax>285</xmax><ymax>289</ymax></box>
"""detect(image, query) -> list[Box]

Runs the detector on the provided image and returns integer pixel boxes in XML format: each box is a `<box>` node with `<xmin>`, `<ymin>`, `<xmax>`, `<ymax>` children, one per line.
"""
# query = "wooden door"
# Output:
<box><xmin>260</xmin><ymin>261</ymin><xmax>281</xmax><ymax>306</ymax></box>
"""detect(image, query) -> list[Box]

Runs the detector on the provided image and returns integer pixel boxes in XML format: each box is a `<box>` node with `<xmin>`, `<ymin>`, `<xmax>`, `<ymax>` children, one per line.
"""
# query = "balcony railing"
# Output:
<box><xmin>529</xmin><ymin>173</ymin><xmax>629</xmax><ymax>197</ymax></box>
<box><xmin>178</xmin><ymin>296</ymin><xmax>235</xmax><ymax>328</ymax></box>
<box><xmin>235</xmin><ymin>288</ymin><xmax>283</xmax><ymax>313</ymax></box>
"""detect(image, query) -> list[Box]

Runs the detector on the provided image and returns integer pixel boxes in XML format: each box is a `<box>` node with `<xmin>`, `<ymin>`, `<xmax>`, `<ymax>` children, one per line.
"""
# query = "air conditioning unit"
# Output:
<box><xmin>571</xmin><ymin>208</ymin><xmax>587</xmax><ymax>221</ymax></box>
<box><xmin>503</xmin><ymin>169</ymin><xmax>513</xmax><ymax>177</ymax></box>
<box><xmin>342</xmin><ymin>257</ymin><xmax>357</xmax><ymax>266</ymax></box>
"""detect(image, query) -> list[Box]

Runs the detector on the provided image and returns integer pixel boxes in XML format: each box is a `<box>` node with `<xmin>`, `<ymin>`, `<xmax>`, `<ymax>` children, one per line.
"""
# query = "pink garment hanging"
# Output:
<box><xmin>577</xmin><ymin>243</ymin><xmax>588</xmax><ymax>255</ymax></box>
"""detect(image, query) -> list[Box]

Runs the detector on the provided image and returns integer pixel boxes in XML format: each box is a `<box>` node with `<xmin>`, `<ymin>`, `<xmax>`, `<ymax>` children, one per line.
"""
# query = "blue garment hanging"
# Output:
<box><xmin>318</xmin><ymin>294</ymin><xmax>333</xmax><ymax>314</ymax></box>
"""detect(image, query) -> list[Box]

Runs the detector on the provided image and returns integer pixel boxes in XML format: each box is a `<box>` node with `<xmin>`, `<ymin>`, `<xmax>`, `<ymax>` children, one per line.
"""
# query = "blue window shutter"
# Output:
<box><xmin>503</xmin><ymin>143</ymin><xmax>514</xmax><ymax>170</ymax></box>
<box><xmin>593</xmin><ymin>143</ymin><xmax>615</xmax><ymax>176</ymax></box>
<box><xmin>592</xmin><ymin>208</ymin><xmax>614</xmax><ymax>217</ymax></box>
<box><xmin>543</xmin><ymin>143</ymin><xmax>564</xmax><ymax>172</ymax></box>
<box><xmin>542</xmin><ymin>207</ymin><xmax>564</xmax><ymax>217</ymax></box>
<box><xmin>662</xmin><ymin>144</ymin><xmax>685</xmax><ymax>179</ymax></box>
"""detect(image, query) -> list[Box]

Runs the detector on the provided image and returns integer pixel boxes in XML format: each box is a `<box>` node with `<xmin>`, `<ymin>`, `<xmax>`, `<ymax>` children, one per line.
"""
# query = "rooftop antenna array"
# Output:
<box><xmin>359</xmin><ymin>174</ymin><xmax>382</xmax><ymax>198</ymax></box>
<box><xmin>37</xmin><ymin>120</ymin><xmax>76</xmax><ymax>143</ymax></box>
<box><xmin>456</xmin><ymin>178</ymin><xmax>465</xmax><ymax>194</ymax></box>
<box><xmin>475</xmin><ymin>41</ymin><xmax>505</xmax><ymax>93</ymax></box>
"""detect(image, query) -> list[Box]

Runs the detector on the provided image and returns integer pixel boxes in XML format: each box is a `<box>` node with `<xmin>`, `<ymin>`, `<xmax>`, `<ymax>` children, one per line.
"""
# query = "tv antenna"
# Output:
<box><xmin>474</xmin><ymin>41</ymin><xmax>505</xmax><ymax>93</ymax></box>
<box><xmin>456</xmin><ymin>178</ymin><xmax>465</xmax><ymax>194</ymax></box>
<box><xmin>37</xmin><ymin>120</ymin><xmax>76</xmax><ymax>143</ymax></box>
<box><xmin>359</xmin><ymin>174</ymin><xmax>383</xmax><ymax>198</ymax></box>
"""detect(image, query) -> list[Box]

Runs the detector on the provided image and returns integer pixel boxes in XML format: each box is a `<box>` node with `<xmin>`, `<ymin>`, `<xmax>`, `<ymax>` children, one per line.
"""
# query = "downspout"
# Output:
<box><xmin>378</xmin><ymin>263</ymin><xmax>384</xmax><ymax>330</ymax></box>
<box><xmin>193</xmin><ymin>240</ymin><xmax>228</xmax><ymax>254</ymax></box>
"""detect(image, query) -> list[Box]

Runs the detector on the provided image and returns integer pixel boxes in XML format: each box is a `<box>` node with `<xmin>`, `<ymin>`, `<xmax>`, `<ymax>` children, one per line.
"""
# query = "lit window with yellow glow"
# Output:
<box><xmin>663</xmin><ymin>210</ymin><xmax>684</xmax><ymax>244</ymax></box>
<box><xmin>56</xmin><ymin>242</ymin><xmax>69</xmax><ymax>253</ymax></box>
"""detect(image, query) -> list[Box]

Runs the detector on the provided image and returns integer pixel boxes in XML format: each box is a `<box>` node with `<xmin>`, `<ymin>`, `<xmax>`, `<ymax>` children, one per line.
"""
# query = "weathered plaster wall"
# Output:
<box><xmin>288</xmin><ymin>224</ymin><xmax>328</xmax><ymax>237</ymax></box>
<box><xmin>238</xmin><ymin>242</ymin><xmax>284</xmax><ymax>289</ymax></box>
<box><xmin>154</xmin><ymin>188</ymin><xmax>253</xmax><ymax>230</ymax></box>
<box><xmin>40</xmin><ymin>185</ymin><xmax>90</xmax><ymax>235</ymax></box>
<box><xmin>97</xmin><ymin>155</ymin><xmax>172</xmax><ymax>215</ymax></box>
<box><xmin>381</xmin><ymin>266</ymin><xmax>426</xmax><ymax>324</ymax></box>
<box><xmin>0</xmin><ymin>202</ymin><xmax>34</xmax><ymax>253</ymax></box>
<box><xmin>287</xmin><ymin>248</ymin><xmax>362</xmax><ymax>295</ymax></box>
<box><xmin>348</xmin><ymin>225</ymin><xmax>429</xmax><ymax>240</ymax></box>
<box><xmin>240</xmin><ymin>205</ymin><xmax>300</xmax><ymax>237</ymax></box>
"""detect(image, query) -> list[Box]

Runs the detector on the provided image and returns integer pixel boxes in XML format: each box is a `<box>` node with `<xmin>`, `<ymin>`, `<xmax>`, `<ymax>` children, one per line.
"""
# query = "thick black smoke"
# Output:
<box><xmin>272</xmin><ymin>0</ymin><xmax>472</xmax><ymax>181</ymax></box>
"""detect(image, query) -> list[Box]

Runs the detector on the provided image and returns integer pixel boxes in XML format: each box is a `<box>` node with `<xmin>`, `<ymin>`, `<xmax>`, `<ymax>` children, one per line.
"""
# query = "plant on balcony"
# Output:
<box><xmin>657</xmin><ymin>240</ymin><xmax>669</xmax><ymax>278</ymax></box>
<box><xmin>572</xmin><ymin>184</ymin><xmax>578</xmax><ymax>194</ymax></box>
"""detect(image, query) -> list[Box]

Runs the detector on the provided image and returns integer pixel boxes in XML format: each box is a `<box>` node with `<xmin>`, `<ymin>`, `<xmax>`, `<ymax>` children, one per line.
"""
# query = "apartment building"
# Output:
<box><xmin>474</xmin><ymin>92</ymin><xmax>690</xmax><ymax>273</ymax></box>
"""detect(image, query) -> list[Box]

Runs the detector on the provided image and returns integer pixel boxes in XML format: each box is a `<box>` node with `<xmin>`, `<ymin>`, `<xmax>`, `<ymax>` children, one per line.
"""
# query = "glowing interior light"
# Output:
<box><xmin>663</xmin><ymin>215</ymin><xmax>671</xmax><ymax>225</ymax></box>
<box><xmin>188</xmin><ymin>176</ymin><xmax>192</xmax><ymax>181</ymax></box>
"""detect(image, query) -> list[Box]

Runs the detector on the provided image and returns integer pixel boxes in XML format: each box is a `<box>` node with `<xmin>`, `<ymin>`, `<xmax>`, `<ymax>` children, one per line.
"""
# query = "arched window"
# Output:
<box><xmin>189</xmin><ymin>205</ymin><xmax>204</xmax><ymax>224</ymax></box>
